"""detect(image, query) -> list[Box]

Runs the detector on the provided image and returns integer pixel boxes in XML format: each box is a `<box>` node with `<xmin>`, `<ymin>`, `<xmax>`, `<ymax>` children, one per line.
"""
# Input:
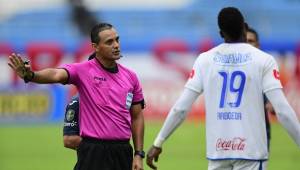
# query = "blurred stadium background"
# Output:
<box><xmin>0</xmin><ymin>0</ymin><xmax>300</xmax><ymax>169</ymax></box>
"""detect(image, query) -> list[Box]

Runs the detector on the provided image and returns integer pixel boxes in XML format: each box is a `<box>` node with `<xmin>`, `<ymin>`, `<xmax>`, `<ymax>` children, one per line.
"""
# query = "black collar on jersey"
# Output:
<box><xmin>95</xmin><ymin>58</ymin><xmax>119</xmax><ymax>73</ymax></box>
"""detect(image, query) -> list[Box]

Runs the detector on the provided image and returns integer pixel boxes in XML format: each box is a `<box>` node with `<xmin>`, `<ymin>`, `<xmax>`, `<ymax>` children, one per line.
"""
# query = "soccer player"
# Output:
<box><xmin>63</xmin><ymin>95</ymin><xmax>81</xmax><ymax>170</ymax></box>
<box><xmin>8</xmin><ymin>23</ymin><xmax>145</xmax><ymax>170</ymax></box>
<box><xmin>246</xmin><ymin>27</ymin><xmax>260</xmax><ymax>48</ymax></box>
<box><xmin>246</xmin><ymin>26</ymin><xmax>274</xmax><ymax>151</ymax></box>
<box><xmin>63</xmin><ymin>95</ymin><xmax>81</xmax><ymax>150</ymax></box>
<box><xmin>146</xmin><ymin>7</ymin><xmax>300</xmax><ymax>170</ymax></box>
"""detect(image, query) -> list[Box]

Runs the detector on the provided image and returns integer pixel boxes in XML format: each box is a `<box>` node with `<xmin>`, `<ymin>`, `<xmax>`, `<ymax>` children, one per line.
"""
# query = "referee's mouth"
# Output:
<box><xmin>112</xmin><ymin>50</ymin><xmax>120</xmax><ymax>56</ymax></box>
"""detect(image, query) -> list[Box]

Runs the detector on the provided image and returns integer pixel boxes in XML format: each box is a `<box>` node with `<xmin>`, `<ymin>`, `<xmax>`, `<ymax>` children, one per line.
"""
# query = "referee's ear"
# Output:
<box><xmin>92</xmin><ymin>43</ymin><xmax>98</xmax><ymax>52</ymax></box>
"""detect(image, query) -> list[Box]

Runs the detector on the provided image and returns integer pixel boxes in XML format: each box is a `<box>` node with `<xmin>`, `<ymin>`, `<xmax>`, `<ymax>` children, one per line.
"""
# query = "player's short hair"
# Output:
<box><xmin>90</xmin><ymin>23</ymin><xmax>113</xmax><ymax>44</ymax></box>
<box><xmin>218</xmin><ymin>7</ymin><xmax>245</xmax><ymax>41</ymax></box>
<box><xmin>247</xmin><ymin>27</ymin><xmax>259</xmax><ymax>41</ymax></box>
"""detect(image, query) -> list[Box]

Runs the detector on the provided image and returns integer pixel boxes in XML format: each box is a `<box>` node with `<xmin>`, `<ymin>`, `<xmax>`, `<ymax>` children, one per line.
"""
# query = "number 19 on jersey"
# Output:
<box><xmin>218</xmin><ymin>71</ymin><xmax>246</xmax><ymax>108</ymax></box>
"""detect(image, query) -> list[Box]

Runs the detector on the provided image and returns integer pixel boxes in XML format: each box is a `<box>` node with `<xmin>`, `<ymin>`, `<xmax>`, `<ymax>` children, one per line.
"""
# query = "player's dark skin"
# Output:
<box><xmin>146</xmin><ymin>16</ymin><xmax>248</xmax><ymax>170</ymax></box>
<box><xmin>64</xmin><ymin>135</ymin><xmax>81</xmax><ymax>150</ymax></box>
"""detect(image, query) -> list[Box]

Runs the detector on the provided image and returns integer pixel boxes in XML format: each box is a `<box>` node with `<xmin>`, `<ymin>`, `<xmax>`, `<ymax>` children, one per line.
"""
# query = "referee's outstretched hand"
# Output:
<box><xmin>146</xmin><ymin>146</ymin><xmax>162</xmax><ymax>170</ymax></box>
<box><xmin>8</xmin><ymin>53</ymin><xmax>32</xmax><ymax>79</ymax></box>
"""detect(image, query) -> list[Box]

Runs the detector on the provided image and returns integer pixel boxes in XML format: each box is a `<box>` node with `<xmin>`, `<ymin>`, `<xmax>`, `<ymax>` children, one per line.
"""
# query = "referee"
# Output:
<box><xmin>8</xmin><ymin>23</ymin><xmax>145</xmax><ymax>170</ymax></box>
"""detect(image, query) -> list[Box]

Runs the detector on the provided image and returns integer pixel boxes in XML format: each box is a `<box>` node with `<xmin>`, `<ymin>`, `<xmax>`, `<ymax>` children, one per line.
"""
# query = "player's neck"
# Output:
<box><xmin>225</xmin><ymin>36</ymin><xmax>246</xmax><ymax>43</ymax></box>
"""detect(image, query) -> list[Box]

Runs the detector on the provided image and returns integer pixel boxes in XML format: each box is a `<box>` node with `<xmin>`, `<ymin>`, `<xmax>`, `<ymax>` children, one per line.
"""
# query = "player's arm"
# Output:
<box><xmin>262</xmin><ymin>56</ymin><xmax>300</xmax><ymax>147</ymax></box>
<box><xmin>263</xmin><ymin>95</ymin><xmax>275</xmax><ymax>114</ymax></box>
<box><xmin>265</xmin><ymin>101</ymin><xmax>275</xmax><ymax>115</ymax></box>
<box><xmin>63</xmin><ymin>136</ymin><xmax>82</xmax><ymax>150</ymax></box>
<box><xmin>153</xmin><ymin>87</ymin><xmax>199</xmax><ymax>147</ymax></box>
<box><xmin>130</xmin><ymin>102</ymin><xmax>145</xmax><ymax>170</ymax></box>
<box><xmin>8</xmin><ymin>53</ymin><xmax>68</xmax><ymax>84</ymax></box>
<box><xmin>265</xmin><ymin>89</ymin><xmax>300</xmax><ymax>147</ymax></box>
<box><xmin>146</xmin><ymin>88</ymin><xmax>200</xmax><ymax>169</ymax></box>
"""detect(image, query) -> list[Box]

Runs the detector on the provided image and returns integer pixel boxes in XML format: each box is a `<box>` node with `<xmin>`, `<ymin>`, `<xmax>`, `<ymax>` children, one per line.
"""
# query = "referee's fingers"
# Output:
<box><xmin>8</xmin><ymin>53</ymin><xmax>25</xmax><ymax>70</ymax></box>
<box><xmin>8</xmin><ymin>54</ymin><xmax>18</xmax><ymax>67</ymax></box>
<box><xmin>16</xmin><ymin>54</ymin><xmax>24</xmax><ymax>66</ymax></box>
<box><xmin>8</xmin><ymin>55</ymin><xmax>21</xmax><ymax>71</ymax></box>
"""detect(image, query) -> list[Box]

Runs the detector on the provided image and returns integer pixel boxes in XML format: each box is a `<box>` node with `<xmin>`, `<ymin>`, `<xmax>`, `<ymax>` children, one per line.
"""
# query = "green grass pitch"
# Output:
<box><xmin>0</xmin><ymin>121</ymin><xmax>299</xmax><ymax>170</ymax></box>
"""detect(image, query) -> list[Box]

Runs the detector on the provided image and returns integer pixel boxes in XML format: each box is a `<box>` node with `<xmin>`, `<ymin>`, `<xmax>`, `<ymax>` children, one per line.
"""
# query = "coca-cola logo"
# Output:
<box><xmin>216</xmin><ymin>137</ymin><xmax>246</xmax><ymax>151</ymax></box>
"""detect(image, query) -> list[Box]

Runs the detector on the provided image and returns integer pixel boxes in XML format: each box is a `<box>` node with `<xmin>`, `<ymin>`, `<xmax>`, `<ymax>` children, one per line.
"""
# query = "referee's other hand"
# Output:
<box><xmin>146</xmin><ymin>146</ymin><xmax>162</xmax><ymax>170</ymax></box>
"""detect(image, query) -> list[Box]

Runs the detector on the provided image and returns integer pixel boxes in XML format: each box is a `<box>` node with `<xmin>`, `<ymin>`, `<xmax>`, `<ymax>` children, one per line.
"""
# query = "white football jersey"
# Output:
<box><xmin>185</xmin><ymin>43</ymin><xmax>282</xmax><ymax>160</ymax></box>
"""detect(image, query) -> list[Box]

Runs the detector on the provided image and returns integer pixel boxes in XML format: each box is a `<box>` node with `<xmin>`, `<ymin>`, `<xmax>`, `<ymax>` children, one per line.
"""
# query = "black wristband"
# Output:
<box><xmin>134</xmin><ymin>150</ymin><xmax>145</xmax><ymax>158</ymax></box>
<box><xmin>24</xmin><ymin>71</ymin><xmax>35</xmax><ymax>83</ymax></box>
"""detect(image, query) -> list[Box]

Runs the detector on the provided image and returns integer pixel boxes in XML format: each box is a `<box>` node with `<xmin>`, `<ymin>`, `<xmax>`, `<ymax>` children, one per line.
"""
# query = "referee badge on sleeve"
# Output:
<box><xmin>126</xmin><ymin>93</ymin><xmax>133</xmax><ymax>109</ymax></box>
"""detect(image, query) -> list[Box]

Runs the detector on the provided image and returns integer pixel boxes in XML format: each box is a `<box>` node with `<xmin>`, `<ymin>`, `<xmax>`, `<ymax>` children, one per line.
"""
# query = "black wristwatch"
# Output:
<box><xmin>23</xmin><ymin>71</ymin><xmax>35</xmax><ymax>83</ymax></box>
<box><xmin>22</xmin><ymin>60</ymin><xmax>35</xmax><ymax>83</ymax></box>
<box><xmin>134</xmin><ymin>150</ymin><xmax>145</xmax><ymax>158</ymax></box>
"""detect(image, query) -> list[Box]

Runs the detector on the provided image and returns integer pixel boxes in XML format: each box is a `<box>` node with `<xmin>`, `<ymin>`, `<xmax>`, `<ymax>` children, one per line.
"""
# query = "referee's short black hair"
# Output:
<box><xmin>218</xmin><ymin>7</ymin><xmax>245</xmax><ymax>41</ymax></box>
<box><xmin>90</xmin><ymin>23</ymin><xmax>113</xmax><ymax>44</ymax></box>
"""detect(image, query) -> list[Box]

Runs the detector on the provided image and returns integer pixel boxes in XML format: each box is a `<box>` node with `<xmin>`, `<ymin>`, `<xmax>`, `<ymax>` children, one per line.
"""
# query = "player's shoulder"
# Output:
<box><xmin>195</xmin><ymin>44</ymin><xmax>221</xmax><ymax>64</ymax></box>
<box><xmin>67</xmin><ymin>95</ymin><xmax>79</xmax><ymax>109</ymax></box>
<box><xmin>197</xmin><ymin>43</ymin><xmax>228</xmax><ymax>58</ymax></box>
<box><xmin>252</xmin><ymin>46</ymin><xmax>271</xmax><ymax>57</ymax></box>
<box><xmin>70</xmin><ymin>95</ymin><xmax>79</xmax><ymax>102</ymax></box>
<box><xmin>200</xmin><ymin>44</ymin><xmax>220</xmax><ymax>56</ymax></box>
<box><xmin>251</xmin><ymin>47</ymin><xmax>276</xmax><ymax>64</ymax></box>
<box><xmin>228</xmin><ymin>43</ymin><xmax>275</xmax><ymax>64</ymax></box>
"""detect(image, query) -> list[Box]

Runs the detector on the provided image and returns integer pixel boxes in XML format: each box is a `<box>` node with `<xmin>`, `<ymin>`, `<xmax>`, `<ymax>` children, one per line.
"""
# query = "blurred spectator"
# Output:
<box><xmin>68</xmin><ymin>0</ymin><xmax>98</xmax><ymax>36</ymax></box>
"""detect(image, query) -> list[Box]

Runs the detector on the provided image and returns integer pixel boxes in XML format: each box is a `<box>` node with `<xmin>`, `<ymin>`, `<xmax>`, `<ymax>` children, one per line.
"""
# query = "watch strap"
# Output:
<box><xmin>134</xmin><ymin>150</ymin><xmax>145</xmax><ymax>158</ymax></box>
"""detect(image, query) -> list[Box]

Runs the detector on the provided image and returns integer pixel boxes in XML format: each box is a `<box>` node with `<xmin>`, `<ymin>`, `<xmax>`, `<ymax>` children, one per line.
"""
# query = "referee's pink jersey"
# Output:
<box><xmin>62</xmin><ymin>58</ymin><xmax>144</xmax><ymax>139</ymax></box>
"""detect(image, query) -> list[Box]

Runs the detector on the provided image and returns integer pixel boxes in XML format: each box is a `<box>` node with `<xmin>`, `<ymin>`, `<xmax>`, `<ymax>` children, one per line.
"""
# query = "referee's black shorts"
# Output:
<box><xmin>75</xmin><ymin>137</ymin><xmax>133</xmax><ymax>170</ymax></box>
